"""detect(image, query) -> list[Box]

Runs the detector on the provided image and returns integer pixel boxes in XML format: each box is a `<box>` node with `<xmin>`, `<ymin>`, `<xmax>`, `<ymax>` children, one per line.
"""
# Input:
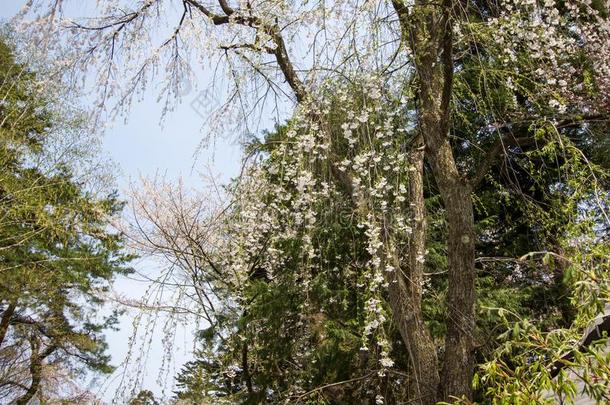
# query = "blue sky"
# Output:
<box><xmin>1</xmin><ymin>1</ymin><xmax>245</xmax><ymax>402</ymax></box>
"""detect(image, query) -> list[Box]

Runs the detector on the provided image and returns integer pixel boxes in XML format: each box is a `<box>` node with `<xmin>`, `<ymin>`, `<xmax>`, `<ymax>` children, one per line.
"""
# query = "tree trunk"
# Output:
<box><xmin>242</xmin><ymin>342</ymin><xmax>254</xmax><ymax>395</ymax></box>
<box><xmin>432</xmin><ymin>151</ymin><xmax>475</xmax><ymax>402</ymax></box>
<box><xmin>386</xmin><ymin>251</ymin><xmax>440</xmax><ymax>405</ymax></box>
<box><xmin>399</xmin><ymin>2</ymin><xmax>476</xmax><ymax>401</ymax></box>
<box><xmin>16</xmin><ymin>337</ymin><xmax>43</xmax><ymax>405</ymax></box>
<box><xmin>385</xmin><ymin>137</ymin><xmax>440</xmax><ymax>405</ymax></box>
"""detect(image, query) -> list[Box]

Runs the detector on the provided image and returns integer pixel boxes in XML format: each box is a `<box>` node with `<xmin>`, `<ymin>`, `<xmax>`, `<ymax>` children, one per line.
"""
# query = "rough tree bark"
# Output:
<box><xmin>386</xmin><ymin>135</ymin><xmax>440</xmax><ymax>404</ymax></box>
<box><xmin>393</xmin><ymin>0</ymin><xmax>476</xmax><ymax>401</ymax></box>
<box><xmin>15</xmin><ymin>336</ymin><xmax>55</xmax><ymax>405</ymax></box>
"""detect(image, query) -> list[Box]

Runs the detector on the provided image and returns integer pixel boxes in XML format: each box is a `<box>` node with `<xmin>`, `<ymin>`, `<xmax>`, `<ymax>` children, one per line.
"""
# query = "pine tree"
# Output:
<box><xmin>0</xmin><ymin>37</ymin><xmax>133</xmax><ymax>403</ymax></box>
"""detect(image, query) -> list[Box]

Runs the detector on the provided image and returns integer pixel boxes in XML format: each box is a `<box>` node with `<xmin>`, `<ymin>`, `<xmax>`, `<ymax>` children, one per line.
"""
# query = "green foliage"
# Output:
<box><xmin>171</xmin><ymin>3</ymin><xmax>610</xmax><ymax>403</ymax></box>
<box><xmin>0</xmin><ymin>36</ymin><xmax>133</xmax><ymax>402</ymax></box>
<box><xmin>129</xmin><ymin>390</ymin><xmax>161</xmax><ymax>405</ymax></box>
<box><xmin>175</xmin><ymin>97</ymin><xmax>609</xmax><ymax>404</ymax></box>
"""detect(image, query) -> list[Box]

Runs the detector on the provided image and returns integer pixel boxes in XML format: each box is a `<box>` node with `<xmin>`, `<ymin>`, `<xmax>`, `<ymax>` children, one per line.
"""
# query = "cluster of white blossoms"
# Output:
<box><xmin>483</xmin><ymin>0</ymin><xmax>610</xmax><ymax>115</ymax></box>
<box><xmin>360</xmin><ymin>212</ymin><xmax>399</xmax><ymax>373</ymax></box>
<box><xmin>214</xmin><ymin>74</ymin><xmax>418</xmax><ymax>373</ymax></box>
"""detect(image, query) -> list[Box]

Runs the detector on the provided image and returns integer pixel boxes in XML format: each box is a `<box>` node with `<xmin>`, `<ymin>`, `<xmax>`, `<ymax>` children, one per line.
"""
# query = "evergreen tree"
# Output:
<box><xmin>0</xmin><ymin>37</ymin><xmax>133</xmax><ymax>403</ymax></box>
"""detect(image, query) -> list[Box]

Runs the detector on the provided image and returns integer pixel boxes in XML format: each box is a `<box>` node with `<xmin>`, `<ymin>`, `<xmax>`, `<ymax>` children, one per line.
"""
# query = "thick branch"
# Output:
<box><xmin>241</xmin><ymin>342</ymin><xmax>253</xmax><ymax>395</ymax></box>
<box><xmin>439</xmin><ymin>4</ymin><xmax>454</xmax><ymax>135</ymax></box>
<box><xmin>15</xmin><ymin>337</ymin><xmax>56</xmax><ymax>405</ymax></box>
<box><xmin>270</xmin><ymin>31</ymin><xmax>307</xmax><ymax>103</ymax></box>
<box><xmin>470</xmin><ymin>112</ymin><xmax>609</xmax><ymax>188</ymax></box>
<box><xmin>0</xmin><ymin>302</ymin><xmax>16</xmax><ymax>347</ymax></box>
<box><xmin>186</xmin><ymin>0</ymin><xmax>306</xmax><ymax>102</ymax></box>
<box><xmin>469</xmin><ymin>135</ymin><xmax>534</xmax><ymax>188</ymax></box>
<box><xmin>549</xmin><ymin>311</ymin><xmax>610</xmax><ymax>378</ymax></box>
<box><xmin>217</xmin><ymin>0</ymin><xmax>235</xmax><ymax>15</ymax></box>
<box><xmin>184</xmin><ymin>0</ymin><xmax>230</xmax><ymax>24</ymax></box>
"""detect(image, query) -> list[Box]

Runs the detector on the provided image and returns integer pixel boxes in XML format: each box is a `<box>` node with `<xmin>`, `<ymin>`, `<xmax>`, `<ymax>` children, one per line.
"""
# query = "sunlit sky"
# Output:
<box><xmin>0</xmin><ymin>1</ymin><xmax>249</xmax><ymax>402</ymax></box>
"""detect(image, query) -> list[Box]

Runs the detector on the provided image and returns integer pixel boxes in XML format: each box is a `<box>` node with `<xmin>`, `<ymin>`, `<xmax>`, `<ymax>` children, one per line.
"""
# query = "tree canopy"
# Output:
<box><xmin>0</xmin><ymin>36</ymin><xmax>133</xmax><ymax>403</ymax></box>
<box><xmin>6</xmin><ymin>0</ymin><xmax>610</xmax><ymax>404</ymax></box>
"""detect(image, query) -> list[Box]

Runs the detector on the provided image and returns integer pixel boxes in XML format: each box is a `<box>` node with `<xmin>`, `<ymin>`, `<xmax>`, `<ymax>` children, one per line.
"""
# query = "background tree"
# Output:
<box><xmin>129</xmin><ymin>389</ymin><xmax>161</xmax><ymax>405</ymax></box>
<box><xmin>0</xmin><ymin>36</ymin><xmax>133</xmax><ymax>403</ymax></box>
